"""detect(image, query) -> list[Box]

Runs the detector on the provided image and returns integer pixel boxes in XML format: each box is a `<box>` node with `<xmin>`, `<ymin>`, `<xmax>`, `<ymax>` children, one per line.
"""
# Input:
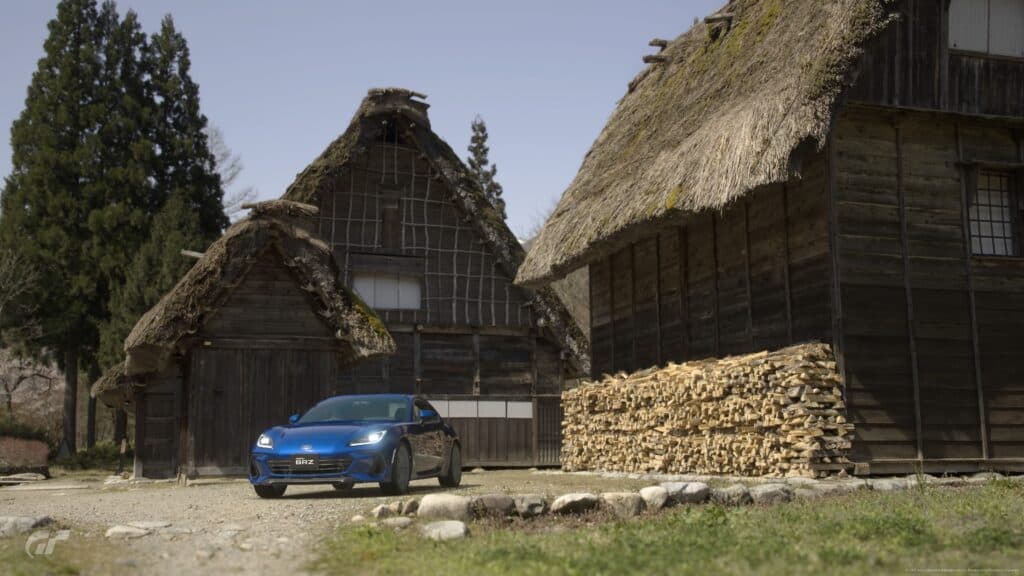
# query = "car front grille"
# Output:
<box><xmin>267</xmin><ymin>457</ymin><xmax>353</xmax><ymax>476</ymax></box>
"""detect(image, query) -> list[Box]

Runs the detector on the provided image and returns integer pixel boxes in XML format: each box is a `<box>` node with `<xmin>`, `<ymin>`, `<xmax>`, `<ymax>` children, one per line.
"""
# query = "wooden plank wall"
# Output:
<box><xmin>588</xmin><ymin>150</ymin><xmax>833</xmax><ymax>376</ymax></box>
<box><xmin>847</xmin><ymin>0</ymin><xmax>1024</xmax><ymax>117</ymax></box>
<box><xmin>834</xmin><ymin>105</ymin><xmax>1024</xmax><ymax>465</ymax></box>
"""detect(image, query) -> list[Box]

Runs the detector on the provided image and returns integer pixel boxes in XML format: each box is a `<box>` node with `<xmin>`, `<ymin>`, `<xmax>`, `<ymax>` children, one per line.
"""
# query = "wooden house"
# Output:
<box><xmin>518</xmin><ymin>0</ymin><xmax>1024</xmax><ymax>474</ymax></box>
<box><xmin>92</xmin><ymin>200</ymin><xmax>395</xmax><ymax>478</ymax></box>
<box><xmin>282</xmin><ymin>88</ymin><xmax>590</xmax><ymax>467</ymax></box>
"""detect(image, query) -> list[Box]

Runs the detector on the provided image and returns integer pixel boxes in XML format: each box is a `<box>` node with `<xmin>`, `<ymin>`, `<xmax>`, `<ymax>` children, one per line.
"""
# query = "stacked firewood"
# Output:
<box><xmin>561</xmin><ymin>343</ymin><xmax>853</xmax><ymax>477</ymax></box>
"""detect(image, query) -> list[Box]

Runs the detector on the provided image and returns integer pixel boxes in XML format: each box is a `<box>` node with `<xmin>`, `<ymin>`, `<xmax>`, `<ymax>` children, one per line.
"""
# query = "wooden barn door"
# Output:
<box><xmin>188</xmin><ymin>346</ymin><xmax>338</xmax><ymax>475</ymax></box>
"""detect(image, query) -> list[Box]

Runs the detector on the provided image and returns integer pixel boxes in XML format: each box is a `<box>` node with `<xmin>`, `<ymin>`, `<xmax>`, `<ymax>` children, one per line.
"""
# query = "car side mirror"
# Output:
<box><xmin>289</xmin><ymin>414</ymin><xmax>300</xmax><ymax>425</ymax></box>
<box><xmin>419</xmin><ymin>409</ymin><xmax>439</xmax><ymax>423</ymax></box>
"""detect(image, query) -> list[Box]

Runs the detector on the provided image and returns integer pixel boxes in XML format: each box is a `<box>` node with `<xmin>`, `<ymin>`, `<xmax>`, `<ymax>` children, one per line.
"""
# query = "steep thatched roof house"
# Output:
<box><xmin>93</xmin><ymin>200</ymin><xmax>395</xmax><ymax>478</ymax></box>
<box><xmin>282</xmin><ymin>88</ymin><xmax>590</xmax><ymax>466</ymax></box>
<box><xmin>520</xmin><ymin>0</ymin><xmax>1024</xmax><ymax>474</ymax></box>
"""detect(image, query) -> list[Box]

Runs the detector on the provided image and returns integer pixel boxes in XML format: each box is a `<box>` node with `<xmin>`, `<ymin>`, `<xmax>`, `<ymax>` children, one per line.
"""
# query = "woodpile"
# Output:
<box><xmin>561</xmin><ymin>343</ymin><xmax>853</xmax><ymax>478</ymax></box>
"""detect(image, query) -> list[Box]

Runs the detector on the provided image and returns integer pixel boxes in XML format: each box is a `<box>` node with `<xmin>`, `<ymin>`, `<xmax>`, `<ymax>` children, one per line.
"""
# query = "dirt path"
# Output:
<box><xmin>1</xmin><ymin>470</ymin><xmax>654</xmax><ymax>575</ymax></box>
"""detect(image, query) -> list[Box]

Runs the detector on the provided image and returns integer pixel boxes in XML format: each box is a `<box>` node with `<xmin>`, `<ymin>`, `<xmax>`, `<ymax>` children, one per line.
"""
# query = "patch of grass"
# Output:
<box><xmin>312</xmin><ymin>480</ymin><xmax>1024</xmax><ymax>576</ymax></box>
<box><xmin>52</xmin><ymin>442</ymin><xmax>132</xmax><ymax>471</ymax></box>
<box><xmin>0</xmin><ymin>530</ymin><xmax>122</xmax><ymax>576</ymax></box>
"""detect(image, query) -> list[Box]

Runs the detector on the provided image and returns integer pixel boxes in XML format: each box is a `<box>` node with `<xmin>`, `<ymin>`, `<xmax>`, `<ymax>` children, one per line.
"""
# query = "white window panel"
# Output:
<box><xmin>478</xmin><ymin>401</ymin><xmax>506</xmax><ymax>418</ymax></box>
<box><xmin>430</xmin><ymin>400</ymin><xmax>449</xmax><ymax>418</ymax></box>
<box><xmin>352</xmin><ymin>274</ymin><xmax>375</xmax><ymax>303</ymax></box>
<box><xmin>950</xmin><ymin>0</ymin><xmax>990</xmax><ymax>52</ymax></box>
<box><xmin>990</xmin><ymin>0</ymin><xmax>1024</xmax><ymax>56</ymax></box>
<box><xmin>507</xmin><ymin>401</ymin><xmax>534</xmax><ymax>419</ymax></box>
<box><xmin>375</xmin><ymin>274</ymin><xmax>399</xmax><ymax>309</ymax></box>
<box><xmin>397</xmin><ymin>275</ymin><xmax>422</xmax><ymax>309</ymax></box>
<box><xmin>447</xmin><ymin>401</ymin><xmax>477</xmax><ymax>418</ymax></box>
<box><xmin>351</xmin><ymin>272</ymin><xmax>421</xmax><ymax>310</ymax></box>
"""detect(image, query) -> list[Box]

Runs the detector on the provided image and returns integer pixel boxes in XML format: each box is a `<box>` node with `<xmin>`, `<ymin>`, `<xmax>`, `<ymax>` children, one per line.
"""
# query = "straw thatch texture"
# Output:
<box><xmin>90</xmin><ymin>362</ymin><xmax>137</xmax><ymax>407</ymax></box>
<box><xmin>517</xmin><ymin>0</ymin><xmax>896</xmax><ymax>287</ymax></box>
<box><xmin>283</xmin><ymin>88</ymin><xmax>591</xmax><ymax>374</ymax></box>
<box><xmin>123</xmin><ymin>199</ymin><xmax>395</xmax><ymax>377</ymax></box>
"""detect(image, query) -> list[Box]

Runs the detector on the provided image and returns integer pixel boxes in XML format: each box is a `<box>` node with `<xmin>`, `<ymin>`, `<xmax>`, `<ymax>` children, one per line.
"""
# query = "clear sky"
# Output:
<box><xmin>0</xmin><ymin>0</ymin><xmax>721</xmax><ymax>238</ymax></box>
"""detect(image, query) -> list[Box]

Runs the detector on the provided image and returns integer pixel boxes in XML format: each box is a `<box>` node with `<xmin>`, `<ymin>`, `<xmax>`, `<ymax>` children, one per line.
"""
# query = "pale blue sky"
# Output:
<box><xmin>0</xmin><ymin>1</ymin><xmax>720</xmax><ymax>237</ymax></box>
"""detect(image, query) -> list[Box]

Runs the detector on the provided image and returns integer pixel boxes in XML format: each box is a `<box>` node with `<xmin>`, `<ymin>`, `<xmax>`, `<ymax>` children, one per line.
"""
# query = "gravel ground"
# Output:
<box><xmin>0</xmin><ymin>469</ymin><xmax>655</xmax><ymax>575</ymax></box>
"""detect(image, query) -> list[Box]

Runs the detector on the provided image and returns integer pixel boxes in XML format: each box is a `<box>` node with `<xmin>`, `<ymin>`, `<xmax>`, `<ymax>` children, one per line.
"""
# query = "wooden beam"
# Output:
<box><xmin>608</xmin><ymin>254</ymin><xmax>616</xmax><ymax>373</ymax></box>
<box><xmin>630</xmin><ymin>243</ymin><xmax>638</xmax><ymax>372</ymax></box>
<box><xmin>679</xmin><ymin>227</ymin><xmax>690</xmax><ymax>361</ymax></box>
<box><xmin>826</xmin><ymin>122</ymin><xmax>847</xmax><ymax>385</ymax></box>
<box><xmin>782</xmin><ymin>184</ymin><xmax>794</xmax><ymax>344</ymax></box>
<box><xmin>472</xmin><ymin>330</ymin><xmax>481</xmax><ymax>396</ymax></box>
<box><xmin>530</xmin><ymin>335</ymin><xmax>539</xmax><ymax>465</ymax></box>
<box><xmin>413</xmin><ymin>328</ymin><xmax>422</xmax><ymax>396</ymax></box>
<box><xmin>133</xmin><ymin>390</ymin><xmax>145</xmax><ymax>479</ymax></box>
<box><xmin>895</xmin><ymin>120</ymin><xmax>925</xmax><ymax>462</ymax></box>
<box><xmin>653</xmin><ymin>235</ymin><xmax>662</xmax><ymax>366</ymax></box>
<box><xmin>711</xmin><ymin>214</ymin><xmax>721</xmax><ymax>357</ymax></box>
<box><xmin>957</xmin><ymin>121</ymin><xmax>989</xmax><ymax>460</ymax></box>
<box><xmin>743</xmin><ymin>199</ymin><xmax>754</xmax><ymax>347</ymax></box>
<box><xmin>180</xmin><ymin>250</ymin><xmax>204</xmax><ymax>260</ymax></box>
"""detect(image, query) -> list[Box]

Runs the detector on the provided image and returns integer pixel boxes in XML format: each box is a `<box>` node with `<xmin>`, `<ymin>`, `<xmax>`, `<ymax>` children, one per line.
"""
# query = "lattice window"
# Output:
<box><xmin>969</xmin><ymin>170</ymin><xmax>1020</xmax><ymax>256</ymax></box>
<box><xmin>352</xmin><ymin>272</ymin><xmax>422</xmax><ymax>310</ymax></box>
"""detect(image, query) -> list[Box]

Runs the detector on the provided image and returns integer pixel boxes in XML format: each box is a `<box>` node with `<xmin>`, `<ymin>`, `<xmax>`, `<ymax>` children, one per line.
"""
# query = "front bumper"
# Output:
<box><xmin>249</xmin><ymin>447</ymin><xmax>392</xmax><ymax>486</ymax></box>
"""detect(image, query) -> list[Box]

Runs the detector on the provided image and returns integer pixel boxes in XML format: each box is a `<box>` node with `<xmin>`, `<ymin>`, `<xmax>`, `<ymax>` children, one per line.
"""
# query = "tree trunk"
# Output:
<box><xmin>59</xmin><ymin>347</ymin><xmax>78</xmax><ymax>457</ymax></box>
<box><xmin>86</xmin><ymin>396</ymin><xmax>96</xmax><ymax>448</ymax></box>
<box><xmin>114</xmin><ymin>408</ymin><xmax>127</xmax><ymax>443</ymax></box>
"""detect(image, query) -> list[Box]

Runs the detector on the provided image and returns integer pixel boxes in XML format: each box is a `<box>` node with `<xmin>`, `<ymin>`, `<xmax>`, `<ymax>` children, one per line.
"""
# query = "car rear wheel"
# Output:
<box><xmin>439</xmin><ymin>443</ymin><xmax>462</xmax><ymax>487</ymax></box>
<box><xmin>254</xmin><ymin>484</ymin><xmax>287</xmax><ymax>499</ymax></box>
<box><xmin>332</xmin><ymin>481</ymin><xmax>354</xmax><ymax>491</ymax></box>
<box><xmin>380</xmin><ymin>443</ymin><xmax>411</xmax><ymax>495</ymax></box>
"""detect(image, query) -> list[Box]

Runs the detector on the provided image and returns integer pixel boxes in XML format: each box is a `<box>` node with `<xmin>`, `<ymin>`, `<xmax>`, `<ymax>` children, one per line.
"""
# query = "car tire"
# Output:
<box><xmin>380</xmin><ymin>443</ymin><xmax>412</xmax><ymax>495</ymax></box>
<box><xmin>332</xmin><ymin>481</ymin><xmax>354</xmax><ymax>491</ymax></box>
<box><xmin>439</xmin><ymin>443</ymin><xmax>462</xmax><ymax>488</ymax></box>
<box><xmin>254</xmin><ymin>484</ymin><xmax>287</xmax><ymax>499</ymax></box>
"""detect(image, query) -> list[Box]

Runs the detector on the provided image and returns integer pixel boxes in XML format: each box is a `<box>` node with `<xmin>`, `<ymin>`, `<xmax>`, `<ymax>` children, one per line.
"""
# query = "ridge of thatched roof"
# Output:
<box><xmin>283</xmin><ymin>88</ymin><xmax>591</xmax><ymax>375</ymax></box>
<box><xmin>516</xmin><ymin>0</ymin><xmax>896</xmax><ymax>287</ymax></box>
<box><xmin>123</xmin><ymin>199</ymin><xmax>396</xmax><ymax>377</ymax></box>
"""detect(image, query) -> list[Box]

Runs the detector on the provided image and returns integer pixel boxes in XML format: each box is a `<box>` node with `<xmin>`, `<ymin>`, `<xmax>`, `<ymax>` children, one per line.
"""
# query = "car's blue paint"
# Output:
<box><xmin>249</xmin><ymin>394</ymin><xmax>458</xmax><ymax>487</ymax></box>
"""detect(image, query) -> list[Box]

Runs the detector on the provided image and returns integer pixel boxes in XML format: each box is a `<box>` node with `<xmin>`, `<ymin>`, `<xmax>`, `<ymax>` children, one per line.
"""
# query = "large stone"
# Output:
<box><xmin>471</xmin><ymin>494</ymin><xmax>516</xmax><ymax>518</ymax></box>
<box><xmin>671</xmin><ymin>482</ymin><xmax>710</xmax><ymax>504</ymax></box>
<box><xmin>400</xmin><ymin>498</ymin><xmax>420</xmax><ymax>516</ymax></box>
<box><xmin>749</xmin><ymin>483</ymin><xmax>793</xmax><ymax>505</ymax></box>
<box><xmin>128</xmin><ymin>520</ymin><xmax>172</xmax><ymax>530</ymax></box>
<box><xmin>550</xmin><ymin>493</ymin><xmax>599</xmax><ymax>515</ymax></box>
<box><xmin>514</xmin><ymin>494</ymin><xmax>548</xmax><ymax>518</ymax></box>
<box><xmin>0</xmin><ymin>472</ymin><xmax>46</xmax><ymax>483</ymax></box>
<box><xmin>106</xmin><ymin>525</ymin><xmax>150</xmax><ymax>539</ymax></box>
<box><xmin>370</xmin><ymin>502</ymin><xmax>402</xmax><ymax>519</ymax></box>
<box><xmin>639</xmin><ymin>486</ymin><xmax>669</xmax><ymax>511</ymax></box>
<box><xmin>421</xmin><ymin>520</ymin><xmax>469</xmax><ymax>541</ymax></box>
<box><xmin>869</xmin><ymin>478</ymin><xmax>907</xmax><ymax>492</ymax></box>
<box><xmin>382</xmin><ymin>517</ymin><xmax>413</xmax><ymax>530</ymax></box>
<box><xmin>710</xmin><ymin>484</ymin><xmax>752</xmax><ymax>506</ymax></box>
<box><xmin>0</xmin><ymin>516</ymin><xmax>52</xmax><ymax>538</ymax></box>
<box><xmin>600</xmin><ymin>492</ymin><xmax>644</xmax><ymax>518</ymax></box>
<box><xmin>417</xmin><ymin>494</ymin><xmax>472</xmax><ymax>521</ymax></box>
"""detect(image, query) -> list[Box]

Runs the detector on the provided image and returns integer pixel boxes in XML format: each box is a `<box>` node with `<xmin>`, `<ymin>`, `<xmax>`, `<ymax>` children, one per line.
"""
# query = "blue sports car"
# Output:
<box><xmin>249</xmin><ymin>394</ymin><xmax>462</xmax><ymax>498</ymax></box>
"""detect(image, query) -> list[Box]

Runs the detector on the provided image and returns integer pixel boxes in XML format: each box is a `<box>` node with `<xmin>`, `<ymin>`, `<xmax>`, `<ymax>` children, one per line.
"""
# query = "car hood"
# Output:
<box><xmin>263</xmin><ymin>423</ymin><xmax>393</xmax><ymax>454</ymax></box>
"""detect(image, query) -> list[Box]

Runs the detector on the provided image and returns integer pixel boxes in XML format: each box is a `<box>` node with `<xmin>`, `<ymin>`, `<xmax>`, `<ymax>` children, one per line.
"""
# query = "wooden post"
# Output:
<box><xmin>711</xmin><ymin>214</ymin><xmax>721</xmax><ymax>357</ymax></box>
<box><xmin>630</xmin><ymin>243</ymin><xmax>638</xmax><ymax>371</ymax></box>
<box><xmin>413</xmin><ymin>328</ymin><xmax>422</xmax><ymax>395</ymax></box>
<box><xmin>530</xmin><ymin>334</ymin><xmax>539</xmax><ymax>465</ymax></box>
<box><xmin>743</xmin><ymin>199</ymin><xmax>754</xmax><ymax>347</ymax></box>
<box><xmin>679</xmin><ymin>227</ymin><xmax>690</xmax><ymax>361</ymax></box>
<box><xmin>133</xmin><ymin>391</ymin><xmax>145</xmax><ymax>479</ymax></box>
<box><xmin>653</xmin><ymin>236</ymin><xmax>662</xmax><ymax>366</ymax></box>
<box><xmin>782</xmin><ymin>184</ymin><xmax>795</xmax><ymax>344</ymax></box>
<box><xmin>956</xmin><ymin>122</ymin><xmax>989</xmax><ymax>460</ymax></box>
<box><xmin>472</xmin><ymin>330</ymin><xmax>481</xmax><ymax>396</ymax></box>
<box><xmin>826</xmin><ymin>122</ymin><xmax>847</xmax><ymax>385</ymax></box>
<box><xmin>895</xmin><ymin>120</ymin><xmax>925</xmax><ymax>462</ymax></box>
<box><xmin>607</xmin><ymin>255</ymin><xmax>615</xmax><ymax>372</ymax></box>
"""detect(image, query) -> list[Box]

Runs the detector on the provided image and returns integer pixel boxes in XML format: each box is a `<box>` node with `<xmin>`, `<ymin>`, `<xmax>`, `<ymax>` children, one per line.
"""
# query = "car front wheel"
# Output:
<box><xmin>439</xmin><ymin>443</ymin><xmax>462</xmax><ymax>488</ymax></box>
<box><xmin>380</xmin><ymin>443</ymin><xmax>411</xmax><ymax>495</ymax></box>
<box><xmin>254</xmin><ymin>484</ymin><xmax>287</xmax><ymax>499</ymax></box>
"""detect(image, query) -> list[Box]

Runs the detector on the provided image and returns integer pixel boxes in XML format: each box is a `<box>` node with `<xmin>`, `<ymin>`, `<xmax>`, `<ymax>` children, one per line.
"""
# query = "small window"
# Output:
<box><xmin>950</xmin><ymin>0</ymin><xmax>1024</xmax><ymax>57</ymax></box>
<box><xmin>352</xmin><ymin>272</ymin><xmax>422</xmax><ymax>310</ymax></box>
<box><xmin>969</xmin><ymin>170</ymin><xmax>1021</xmax><ymax>256</ymax></box>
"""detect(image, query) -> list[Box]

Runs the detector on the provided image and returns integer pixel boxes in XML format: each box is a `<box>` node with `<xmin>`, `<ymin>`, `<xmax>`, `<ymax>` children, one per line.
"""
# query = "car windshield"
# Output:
<box><xmin>297</xmin><ymin>397</ymin><xmax>410</xmax><ymax>424</ymax></box>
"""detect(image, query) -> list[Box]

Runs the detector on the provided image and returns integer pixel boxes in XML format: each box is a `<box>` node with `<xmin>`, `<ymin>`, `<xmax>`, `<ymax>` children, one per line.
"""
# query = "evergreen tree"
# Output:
<box><xmin>467</xmin><ymin>115</ymin><xmax>506</xmax><ymax>220</ymax></box>
<box><xmin>0</xmin><ymin>0</ymin><xmax>107</xmax><ymax>454</ymax></box>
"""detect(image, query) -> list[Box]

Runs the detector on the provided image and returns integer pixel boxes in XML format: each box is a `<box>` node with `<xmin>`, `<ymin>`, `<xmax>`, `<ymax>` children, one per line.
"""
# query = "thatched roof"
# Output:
<box><xmin>516</xmin><ymin>0</ymin><xmax>896</xmax><ymax>287</ymax></box>
<box><xmin>90</xmin><ymin>362</ymin><xmax>137</xmax><ymax>408</ymax></box>
<box><xmin>121</xmin><ymin>199</ymin><xmax>395</xmax><ymax>377</ymax></box>
<box><xmin>283</xmin><ymin>87</ymin><xmax>591</xmax><ymax>374</ymax></box>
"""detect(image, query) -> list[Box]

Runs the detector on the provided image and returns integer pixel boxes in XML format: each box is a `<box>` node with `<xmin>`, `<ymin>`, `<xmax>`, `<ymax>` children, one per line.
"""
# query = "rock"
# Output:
<box><xmin>350</xmin><ymin>515</ymin><xmax>366</xmax><ymax>523</ymax></box>
<box><xmin>869</xmin><ymin>478</ymin><xmax>907</xmax><ymax>492</ymax></box>
<box><xmin>786</xmin><ymin>477</ymin><xmax>820</xmax><ymax>488</ymax></box>
<box><xmin>600</xmin><ymin>492</ymin><xmax>644</xmax><ymax>518</ymax></box>
<box><xmin>238</xmin><ymin>541</ymin><xmax>253</xmax><ymax>551</ymax></box>
<box><xmin>400</xmin><ymin>498</ymin><xmax>420</xmax><ymax>516</ymax></box>
<box><xmin>906</xmin><ymin>474</ymin><xmax>939</xmax><ymax>487</ymax></box>
<box><xmin>639</xmin><ymin>486</ymin><xmax>669</xmax><ymax>511</ymax></box>
<box><xmin>195</xmin><ymin>548</ymin><xmax>216</xmax><ymax>560</ymax></box>
<box><xmin>0</xmin><ymin>472</ymin><xmax>46</xmax><ymax>483</ymax></box>
<box><xmin>105</xmin><ymin>525</ymin><xmax>150</xmax><ymax>539</ymax></box>
<box><xmin>421</xmin><ymin>520</ymin><xmax>469</xmax><ymax>541</ymax></box>
<box><xmin>659</xmin><ymin>482</ymin><xmax>687</xmax><ymax>502</ymax></box>
<box><xmin>514</xmin><ymin>494</ymin><xmax>548</xmax><ymax>518</ymax></box>
<box><xmin>382</xmin><ymin>517</ymin><xmax>413</xmax><ymax>530</ymax></box>
<box><xmin>370</xmin><ymin>502</ymin><xmax>402</xmax><ymax>519</ymax></box>
<box><xmin>470</xmin><ymin>467</ymin><xmax>486</xmax><ymax>474</ymax></box>
<box><xmin>550</xmin><ymin>493</ymin><xmax>599</xmax><ymax>515</ymax></box>
<box><xmin>710</xmin><ymin>484</ymin><xmax>752</xmax><ymax>506</ymax></box>
<box><xmin>749</xmin><ymin>483</ymin><xmax>793</xmax><ymax>505</ymax></box>
<box><xmin>672</xmin><ymin>482</ymin><xmax>710</xmax><ymax>504</ymax></box>
<box><xmin>417</xmin><ymin>494</ymin><xmax>472</xmax><ymax>521</ymax></box>
<box><xmin>0</xmin><ymin>516</ymin><xmax>52</xmax><ymax>537</ymax></box>
<box><xmin>471</xmin><ymin>494</ymin><xmax>516</xmax><ymax>518</ymax></box>
<box><xmin>793</xmin><ymin>487</ymin><xmax>821</xmax><ymax>499</ymax></box>
<box><xmin>127</xmin><ymin>520</ymin><xmax>172</xmax><ymax>530</ymax></box>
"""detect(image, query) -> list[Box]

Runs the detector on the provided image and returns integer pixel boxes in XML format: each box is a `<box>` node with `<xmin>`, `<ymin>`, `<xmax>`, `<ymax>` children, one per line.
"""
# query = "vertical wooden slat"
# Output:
<box><xmin>630</xmin><ymin>243</ymin><xmax>638</xmax><ymax>371</ymax></box>
<box><xmin>413</xmin><ymin>329</ymin><xmax>422</xmax><ymax>395</ymax></box>
<box><xmin>895</xmin><ymin>120</ymin><xmax>925</xmax><ymax>462</ymax></box>
<box><xmin>711</xmin><ymin>214</ymin><xmax>721</xmax><ymax>357</ymax></box>
<box><xmin>607</xmin><ymin>254</ymin><xmax>615</xmax><ymax>372</ymax></box>
<box><xmin>956</xmin><ymin>122</ymin><xmax>989</xmax><ymax>460</ymax></box>
<box><xmin>472</xmin><ymin>330</ymin><xmax>481</xmax><ymax>395</ymax></box>
<box><xmin>530</xmin><ymin>335</ymin><xmax>539</xmax><ymax>465</ymax></box>
<box><xmin>782</xmin><ymin>184</ymin><xmax>794</xmax><ymax>344</ymax></box>
<box><xmin>679</xmin><ymin>227</ymin><xmax>690</xmax><ymax>361</ymax></box>
<box><xmin>134</xmin><ymin>390</ymin><xmax>146</xmax><ymax>479</ymax></box>
<box><xmin>654</xmin><ymin>235</ymin><xmax>663</xmax><ymax>366</ymax></box>
<box><xmin>743</xmin><ymin>199</ymin><xmax>754</xmax><ymax>346</ymax></box>
<box><xmin>827</xmin><ymin>124</ymin><xmax>847</xmax><ymax>382</ymax></box>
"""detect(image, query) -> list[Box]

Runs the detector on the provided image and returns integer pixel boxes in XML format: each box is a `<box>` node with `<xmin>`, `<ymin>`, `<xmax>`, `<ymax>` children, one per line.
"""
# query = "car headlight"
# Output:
<box><xmin>257</xmin><ymin>434</ymin><xmax>273</xmax><ymax>449</ymax></box>
<box><xmin>349</xmin><ymin>430</ymin><xmax>387</xmax><ymax>447</ymax></box>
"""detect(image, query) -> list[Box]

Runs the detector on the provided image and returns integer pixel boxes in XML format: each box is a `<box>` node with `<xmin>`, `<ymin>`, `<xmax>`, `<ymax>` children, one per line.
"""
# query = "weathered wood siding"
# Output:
<box><xmin>588</xmin><ymin>150</ymin><xmax>833</xmax><ymax>376</ymax></box>
<box><xmin>834</xmin><ymin>105</ymin><xmax>1024</xmax><ymax>468</ymax></box>
<box><xmin>847</xmin><ymin>0</ymin><xmax>1024</xmax><ymax>117</ymax></box>
<box><xmin>134</xmin><ymin>365</ymin><xmax>182</xmax><ymax>479</ymax></box>
<box><xmin>312</xmin><ymin>132</ymin><xmax>572</xmax><ymax>466</ymax></box>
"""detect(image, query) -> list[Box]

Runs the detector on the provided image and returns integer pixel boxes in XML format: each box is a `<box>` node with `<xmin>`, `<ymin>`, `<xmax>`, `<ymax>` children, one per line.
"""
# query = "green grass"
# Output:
<box><xmin>0</xmin><ymin>531</ymin><xmax>121</xmax><ymax>576</ymax></box>
<box><xmin>51</xmin><ymin>442</ymin><xmax>132</xmax><ymax>471</ymax></box>
<box><xmin>312</xmin><ymin>480</ymin><xmax>1024</xmax><ymax>576</ymax></box>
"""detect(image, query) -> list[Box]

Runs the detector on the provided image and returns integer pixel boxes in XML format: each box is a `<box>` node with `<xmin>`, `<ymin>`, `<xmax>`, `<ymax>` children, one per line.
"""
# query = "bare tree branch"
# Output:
<box><xmin>207</xmin><ymin>125</ymin><xmax>259</xmax><ymax>221</ymax></box>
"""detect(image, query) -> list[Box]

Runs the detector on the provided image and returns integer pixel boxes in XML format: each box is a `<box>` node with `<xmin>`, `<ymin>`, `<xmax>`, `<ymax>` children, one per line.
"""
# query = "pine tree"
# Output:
<box><xmin>0</xmin><ymin>0</ymin><xmax>107</xmax><ymax>455</ymax></box>
<box><xmin>467</xmin><ymin>116</ymin><xmax>506</xmax><ymax>220</ymax></box>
